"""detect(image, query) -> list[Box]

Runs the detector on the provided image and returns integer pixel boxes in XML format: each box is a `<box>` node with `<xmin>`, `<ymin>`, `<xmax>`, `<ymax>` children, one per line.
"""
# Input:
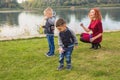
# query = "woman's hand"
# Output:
<box><xmin>80</xmin><ymin>23</ymin><xmax>90</xmax><ymax>32</ymax></box>
<box><xmin>90</xmin><ymin>33</ymin><xmax>102</xmax><ymax>42</ymax></box>
<box><xmin>80</xmin><ymin>23</ymin><xmax>84</xmax><ymax>27</ymax></box>
<box><xmin>90</xmin><ymin>37</ymin><xmax>96</xmax><ymax>42</ymax></box>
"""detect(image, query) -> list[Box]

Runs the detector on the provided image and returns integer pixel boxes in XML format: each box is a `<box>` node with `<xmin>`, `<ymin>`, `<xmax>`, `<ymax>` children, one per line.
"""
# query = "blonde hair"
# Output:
<box><xmin>44</xmin><ymin>7</ymin><xmax>53</xmax><ymax>16</ymax></box>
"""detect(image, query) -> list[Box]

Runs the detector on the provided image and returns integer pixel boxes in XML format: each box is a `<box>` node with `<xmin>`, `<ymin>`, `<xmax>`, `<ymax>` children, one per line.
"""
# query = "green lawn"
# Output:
<box><xmin>0</xmin><ymin>31</ymin><xmax>120</xmax><ymax>80</ymax></box>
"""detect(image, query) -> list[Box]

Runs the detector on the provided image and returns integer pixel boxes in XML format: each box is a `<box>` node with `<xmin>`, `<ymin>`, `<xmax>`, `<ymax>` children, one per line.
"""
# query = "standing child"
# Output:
<box><xmin>56</xmin><ymin>18</ymin><xmax>78</xmax><ymax>70</ymax></box>
<box><xmin>43</xmin><ymin>7</ymin><xmax>56</xmax><ymax>57</ymax></box>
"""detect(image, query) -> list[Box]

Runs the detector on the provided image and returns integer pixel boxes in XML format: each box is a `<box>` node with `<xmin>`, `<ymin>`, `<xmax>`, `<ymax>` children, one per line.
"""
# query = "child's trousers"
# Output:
<box><xmin>59</xmin><ymin>46</ymin><xmax>74</xmax><ymax>65</ymax></box>
<box><xmin>46</xmin><ymin>34</ymin><xmax>55</xmax><ymax>55</ymax></box>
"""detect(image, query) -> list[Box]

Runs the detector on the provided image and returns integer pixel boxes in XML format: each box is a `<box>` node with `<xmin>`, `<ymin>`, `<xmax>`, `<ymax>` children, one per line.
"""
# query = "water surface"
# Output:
<box><xmin>0</xmin><ymin>8</ymin><xmax>120</xmax><ymax>38</ymax></box>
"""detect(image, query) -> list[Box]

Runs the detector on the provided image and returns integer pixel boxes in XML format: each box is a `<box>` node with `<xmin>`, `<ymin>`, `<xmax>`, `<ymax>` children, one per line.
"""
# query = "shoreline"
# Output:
<box><xmin>0</xmin><ymin>30</ymin><xmax>120</xmax><ymax>41</ymax></box>
<box><xmin>0</xmin><ymin>10</ymin><xmax>37</xmax><ymax>13</ymax></box>
<box><xmin>0</xmin><ymin>6</ymin><xmax>120</xmax><ymax>12</ymax></box>
<box><xmin>0</xmin><ymin>34</ymin><xmax>46</xmax><ymax>41</ymax></box>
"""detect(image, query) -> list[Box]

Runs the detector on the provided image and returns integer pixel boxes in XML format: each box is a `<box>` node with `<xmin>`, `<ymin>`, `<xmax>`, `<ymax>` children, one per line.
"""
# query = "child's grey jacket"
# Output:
<box><xmin>44</xmin><ymin>16</ymin><xmax>56</xmax><ymax>35</ymax></box>
<box><xmin>58</xmin><ymin>27</ymin><xmax>78</xmax><ymax>48</ymax></box>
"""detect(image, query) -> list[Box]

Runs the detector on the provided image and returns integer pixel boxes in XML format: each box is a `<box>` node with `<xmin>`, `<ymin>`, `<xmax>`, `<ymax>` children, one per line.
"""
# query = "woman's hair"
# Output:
<box><xmin>88</xmin><ymin>8</ymin><xmax>102</xmax><ymax>20</ymax></box>
<box><xmin>56</xmin><ymin>18</ymin><xmax>66</xmax><ymax>27</ymax></box>
<box><xmin>44</xmin><ymin>7</ymin><xmax>53</xmax><ymax>16</ymax></box>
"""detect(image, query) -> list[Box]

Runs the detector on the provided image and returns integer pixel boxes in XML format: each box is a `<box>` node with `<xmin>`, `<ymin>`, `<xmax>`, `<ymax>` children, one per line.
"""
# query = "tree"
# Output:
<box><xmin>20</xmin><ymin>0</ymin><xmax>120</xmax><ymax>9</ymax></box>
<box><xmin>0</xmin><ymin>0</ymin><xmax>21</xmax><ymax>8</ymax></box>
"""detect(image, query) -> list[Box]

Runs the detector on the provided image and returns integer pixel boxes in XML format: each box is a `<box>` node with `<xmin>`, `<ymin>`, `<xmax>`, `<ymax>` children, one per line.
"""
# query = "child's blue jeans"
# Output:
<box><xmin>59</xmin><ymin>46</ymin><xmax>74</xmax><ymax>65</ymax></box>
<box><xmin>46</xmin><ymin>34</ymin><xmax>55</xmax><ymax>55</ymax></box>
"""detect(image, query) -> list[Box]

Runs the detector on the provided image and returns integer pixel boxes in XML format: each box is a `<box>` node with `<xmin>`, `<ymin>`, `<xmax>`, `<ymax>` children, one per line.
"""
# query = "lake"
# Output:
<box><xmin>0</xmin><ymin>8</ymin><xmax>120</xmax><ymax>39</ymax></box>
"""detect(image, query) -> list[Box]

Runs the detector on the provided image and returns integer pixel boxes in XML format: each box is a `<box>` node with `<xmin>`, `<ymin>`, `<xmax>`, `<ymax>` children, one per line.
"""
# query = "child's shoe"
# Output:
<box><xmin>45</xmin><ymin>52</ymin><xmax>49</xmax><ymax>56</ymax></box>
<box><xmin>66</xmin><ymin>65</ymin><xmax>72</xmax><ymax>70</ymax></box>
<box><xmin>57</xmin><ymin>65</ymin><xmax>64</xmax><ymax>70</ymax></box>
<box><xmin>45</xmin><ymin>53</ymin><xmax>55</xmax><ymax>57</ymax></box>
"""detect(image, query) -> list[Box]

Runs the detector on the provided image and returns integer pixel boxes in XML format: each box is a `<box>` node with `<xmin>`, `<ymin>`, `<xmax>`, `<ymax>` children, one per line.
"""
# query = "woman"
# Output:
<box><xmin>80</xmin><ymin>8</ymin><xmax>103</xmax><ymax>49</ymax></box>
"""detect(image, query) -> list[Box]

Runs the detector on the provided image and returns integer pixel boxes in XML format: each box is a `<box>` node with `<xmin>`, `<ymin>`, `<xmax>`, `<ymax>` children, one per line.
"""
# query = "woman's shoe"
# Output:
<box><xmin>98</xmin><ymin>43</ymin><xmax>101</xmax><ymax>48</ymax></box>
<box><xmin>94</xmin><ymin>43</ymin><xmax>101</xmax><ymax>49</ymax></box>
<box><xmin>90</xmin><ymin>43</ymin><xmax>95</xmax><ymax>49</ymax></box>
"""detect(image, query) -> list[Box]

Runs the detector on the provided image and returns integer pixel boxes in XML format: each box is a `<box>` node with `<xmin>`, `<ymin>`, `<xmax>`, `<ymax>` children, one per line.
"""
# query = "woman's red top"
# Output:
<box><xmin>88</xmin><ymin>20</ymin><xmax>103</xmax><ymax>43</ymax></box>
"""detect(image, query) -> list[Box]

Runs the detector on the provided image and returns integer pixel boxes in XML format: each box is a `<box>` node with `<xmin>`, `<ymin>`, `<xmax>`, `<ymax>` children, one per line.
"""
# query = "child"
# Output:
<box><xmin>56</xmin><ymin>18</ymin><xmax>78</xmax><ymax>70</ymax></box>
<box><xmin>43</xmin><ymin>7</ymin><xmax>56</xmax><ymax>57</ymax></box>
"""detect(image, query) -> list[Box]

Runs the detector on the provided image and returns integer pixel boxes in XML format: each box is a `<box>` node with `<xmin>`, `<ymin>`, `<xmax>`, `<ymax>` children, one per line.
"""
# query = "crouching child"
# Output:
<box><xmin>56</xmin><ymin>18</ymin><xmax>78</xmax><ymax>70</ymax></box>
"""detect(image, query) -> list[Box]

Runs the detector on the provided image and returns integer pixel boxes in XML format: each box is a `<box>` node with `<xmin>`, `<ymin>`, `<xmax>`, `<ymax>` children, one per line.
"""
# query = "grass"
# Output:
<box><xmin>0</xmin><ymin>31</ymin><xmax>120</xmax><ymax>80</ymax></box>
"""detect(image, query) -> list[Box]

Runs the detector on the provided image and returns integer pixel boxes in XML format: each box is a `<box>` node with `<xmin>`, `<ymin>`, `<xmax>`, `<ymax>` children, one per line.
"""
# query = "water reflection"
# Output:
<box><xmin>0</xmin><ymin>8</ymin><xmax>120</xmax><ymax>38</ymax></box>
<box><xmin>0</xmin><ymin>12</ymin><xmax>43</xmax><ymax>38</ymax></box>
<box><xmin>0</xmin><ymin>12</ymin><xmax>19</xmax><ymax>26</ymax></box>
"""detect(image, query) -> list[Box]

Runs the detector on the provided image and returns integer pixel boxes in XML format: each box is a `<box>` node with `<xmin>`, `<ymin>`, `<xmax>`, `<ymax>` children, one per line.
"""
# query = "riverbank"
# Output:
<box><xmin>0</xmin><ymin>31</ymin><xmax>120</xmax><ymax>80</ymax></box>
<box><xmin>0</xmin><ymin>6</ymin><xmax>120</xmax><ymax>15</ymax></box>
<box><xmin>30</xmin><ymin>6</ymin><xmax>120</xmax><ymax>11</ymax></box>
<box><xmin>0</xmin><ymin>30</ymin><xmax>120</xmax><ymax>41</ymax></box>
<box><xmin>1</xmin><ymin>6</ymin><xmax>120</xmax><ymax>12</ymax></box>
<box><xmin>0</xmin><ymin>9</ymin><xmax>37</xmax><ymax>13</ymax></box>
<box><xmin>0</xmin><ymin>34</ymin><xmax>45</xmax><ymax>41</ymax></box>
